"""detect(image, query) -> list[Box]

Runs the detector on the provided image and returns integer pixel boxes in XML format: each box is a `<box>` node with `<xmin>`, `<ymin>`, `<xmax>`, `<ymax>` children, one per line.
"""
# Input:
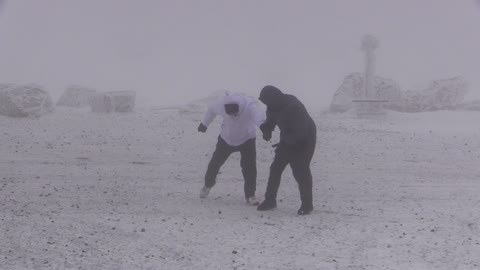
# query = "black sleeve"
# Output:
<box><xmin>260</xmin><ymin>108</ymin><xmax>276</xmax><ymax>133</ymax></box>
<box><xmin>280</xmin><ymin>104</ymin><xmax>309</xmax><ymax>145</ymax></box>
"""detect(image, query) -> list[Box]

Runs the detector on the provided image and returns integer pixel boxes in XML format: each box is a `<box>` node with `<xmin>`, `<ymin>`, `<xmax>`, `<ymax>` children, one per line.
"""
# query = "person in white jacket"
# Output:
<box><xmin>198</xmin><ymin>92</ymin><xmax>265</xmax><ymax>205</ymax></box>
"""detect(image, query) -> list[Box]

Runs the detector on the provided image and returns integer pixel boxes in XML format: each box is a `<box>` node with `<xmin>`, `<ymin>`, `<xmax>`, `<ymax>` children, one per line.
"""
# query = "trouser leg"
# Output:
<box><xmin>240</xmin><ymin>138</ymin><xmax>257</xmax><ymax>199</ymax></box>
<box><xmin>204</xmin><ymin>137</ymin><xmax>232</xmax><ymax>188</ymax></box>
<box><xmin>291</xmin><ymin>160</ymin><xmax>313</xmax><ymax>209</ymax></box>
<box><xmin>290</xmin><ymin>136</ymin><xmax>316</xmax><ymax>209</ymax></box>
<box><xmin>264</xmin><ymin>146</ymin><xmax>289</xmax><ymax>202</ymax></box>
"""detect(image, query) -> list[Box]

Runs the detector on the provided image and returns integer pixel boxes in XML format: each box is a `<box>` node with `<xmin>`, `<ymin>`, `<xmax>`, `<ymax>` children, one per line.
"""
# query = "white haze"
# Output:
<box><xmin>0</xmin><ymin>0</ymin><xmax>479</xmax><ymax>109</ymax></box>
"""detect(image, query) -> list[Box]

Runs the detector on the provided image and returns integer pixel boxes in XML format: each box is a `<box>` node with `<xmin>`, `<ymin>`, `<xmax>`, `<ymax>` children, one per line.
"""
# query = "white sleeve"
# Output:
<box><xmin>202</xmin><ymin>100</ymin><xmax>220</xmax><ymax>127</ymax></box>
<box><xmin>248</xmin><ymin>101</ymin><xmax>266</xmax><ymax>127</ymax></box>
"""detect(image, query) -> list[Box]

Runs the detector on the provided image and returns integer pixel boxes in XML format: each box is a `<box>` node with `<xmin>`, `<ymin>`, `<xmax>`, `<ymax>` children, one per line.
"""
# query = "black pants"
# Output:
<box><xmin>204</xmin><ymin>137</ymin><xmax>257</xmax><ymax>199</ymax></box>
<box><xmin>264</xmin><ymin>130</ymin><xmax>316</xmax><ymax>208</ymax></box>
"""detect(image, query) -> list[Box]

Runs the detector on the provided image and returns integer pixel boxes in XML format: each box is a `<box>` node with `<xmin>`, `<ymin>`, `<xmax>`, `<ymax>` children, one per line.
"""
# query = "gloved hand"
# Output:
<box><xmin>197</xmin><ymin>123</ymin><xmax>207</xmax><ymax>133</ymax></box>
<box><xmin>262</xmin><ymin>130</ymin><xmax>272</xmax><ymax>141</ymax></box>
<box><xmin>260</xmin><ymin>123</ymin><xmax>271</xmax><ymax>141</ymax></box>
<box><xmin>259</xmin><ymin>123</ymin><xmax>268</xmax><ymax>133</ymax></box>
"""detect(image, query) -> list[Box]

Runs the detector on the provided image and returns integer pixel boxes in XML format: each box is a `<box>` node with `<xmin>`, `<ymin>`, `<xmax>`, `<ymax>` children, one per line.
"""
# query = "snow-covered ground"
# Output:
<box><xmin>1</xmin><ymin>107</ymin><xmax>480</xmax><ymax>270</ymax></box>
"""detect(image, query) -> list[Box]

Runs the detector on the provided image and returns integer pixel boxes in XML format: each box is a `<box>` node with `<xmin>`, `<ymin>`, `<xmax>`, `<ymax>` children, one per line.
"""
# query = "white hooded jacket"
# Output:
<box><xmin>202</xmin><ymin>93</ymin><xmax>265</xmax><ymax>146</ymax></box>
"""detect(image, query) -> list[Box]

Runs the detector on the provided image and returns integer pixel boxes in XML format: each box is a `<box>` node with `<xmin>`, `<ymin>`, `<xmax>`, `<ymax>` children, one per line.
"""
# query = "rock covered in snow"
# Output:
<box><xmin>90</xmin><ymin>90</ymin><xmax>136</xmax><ymax>113</ymax></box>
<box><xmin>106</xmin><ymin>91</ymin><xmax>136</xmax><ymax>112</ymax></box>
<box><xmin>330</xmin><ymin>73</ymin><xmax>401</xmax><ymax>113</ymax></box>
<box><xmin>329</xmin><ymin>73</ymin><xmax>363</xmax><ymax>113</ymax></box>
<box><xmin>89</xmin><ymin>93</ymin><xmax>109</xmax><ymax>113</ymax></box>
<box><xmin>401</xmin><ymin>77</ymin><xmax>467</xmax><ymax>112</ymax></box>
<box><xmin>456</xmin><ymin>100</ymin><xmax>480</xmax><ymax>111</ymax></box>
<box><xmin>57</xmin><ymin>85</ymin><xmax>97</xmax><ymax>108</ymax></box>
<box><xmin>330</xmin><ymin>73</ymin><xmax>468</xmax><ymax>113</ymax></box>
<box><xmin>0</xmin><ymin>84</ymin><xmax>54</xmax><ymax>117</ymax></box>
<box><xmin>375</xmin><ymin>78</ymin><xmax>403</xmax><ymax>111</ymax></box>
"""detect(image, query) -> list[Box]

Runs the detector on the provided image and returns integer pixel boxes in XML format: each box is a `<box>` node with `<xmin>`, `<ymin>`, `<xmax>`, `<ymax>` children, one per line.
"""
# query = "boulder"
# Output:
<box><xmin>330</xmin><ymin>74</ymin><xmax>468</xmax><ymax>113</ymax></box>
<box><xmin>89</xmin><ymin>93</ymin><xmax>110</xmax><ymax>113</ymax></box>
<box><xmin>0</xmin><ymin>84</ymin><xmax>54</xmax><ymax>117</ymax></box>
<box><xmin>454</xmin><ymin>100</ymin><xmax>480</xmax><ymax>111</ymax></box>
<box><xmin>401</xmin><ymin>77</ymin><xmax>467</xmax><ymax>112</ymax></box>
<box><xmin>90</xmin><ymin>90</ymin><xmax>136</xmax><ymax>113</ymax></box>
<box><xmin>330</xmin><ymin>73</ymin><xmax>401</xmax><ymax>113</ymax></box>
<box><xmin>57</xmin><ymin>85</ymin><xmax>97</xmax><ymax>107</ymax></box>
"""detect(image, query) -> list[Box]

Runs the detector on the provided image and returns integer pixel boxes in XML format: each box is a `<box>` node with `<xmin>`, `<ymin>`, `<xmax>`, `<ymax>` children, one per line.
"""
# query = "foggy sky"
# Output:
<box><xmin>0</xmin><ymin>0</ymin><xmax>479</xmax><ymax>109</ymax></box>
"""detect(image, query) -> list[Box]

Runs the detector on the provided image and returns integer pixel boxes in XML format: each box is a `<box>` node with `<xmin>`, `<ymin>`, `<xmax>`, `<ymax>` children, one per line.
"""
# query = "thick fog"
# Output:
<box><xmin>0</xmin><ymin>0</ymin><xmax>479</xmax><ymax>109</ymax></box>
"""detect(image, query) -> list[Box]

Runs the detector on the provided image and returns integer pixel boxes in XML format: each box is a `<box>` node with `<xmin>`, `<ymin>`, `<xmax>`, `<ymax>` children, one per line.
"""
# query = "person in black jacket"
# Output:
<box><xmin>257</xmin><ymin>85</ymin><xmax>317</xmax><ymax>215</ymax></box>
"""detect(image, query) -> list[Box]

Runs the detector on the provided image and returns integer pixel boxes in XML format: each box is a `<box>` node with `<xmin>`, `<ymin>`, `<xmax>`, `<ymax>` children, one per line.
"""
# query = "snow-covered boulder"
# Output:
<box><xmin>90</xmin><ymin>90</ymin><xmax>136</xmax><ymax>113</ymax></box>
<box><xmin>330</xmin><ymin>73</ymin><xmax>401</xmax><ymax>113</ymax></box>
<box><xmin>375</xmin><ymin>78</ymin><xmax>403</xmax><ymax>111</ymax></box>
<box><xmin>0</xmin><ymin>84</ymin><xmax>54</xmax><ymax>117</ymax></box>
<box><xmin>329</xmin><ymin>73</ymin><xmax>363</xmax><ymax>113</ymax></box>
<box><xmin>401</xmin><ymin>77</ymin><xmax>467</xmax><ymax>112</ymax></box>
<box><xmin>454</xmin><ymin>100</ymin><xmax>480</xmax><ymax>111</ymax></box>
<box><xmin>57</xmin><ymin>85</ymin><xmax>97</xmax><ymax>108</ymax></box>
<box><xmin>89</xmin><ymin>93</ymin><xmax>110</xmax><ymax>113</ymax></box>
<box><xmin>330</xmin><ymin>74</ymin><xmax>468</xmax><ymax>113</ymax></box>
<box><xmin>106</xmin><ymin>91</ymin><xmax>136</xmax><ymax>112</ymax></box>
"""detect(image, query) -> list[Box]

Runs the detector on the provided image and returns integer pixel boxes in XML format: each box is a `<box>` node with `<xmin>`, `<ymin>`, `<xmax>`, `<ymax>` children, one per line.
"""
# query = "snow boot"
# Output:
<box><xmin>297</xmin><ymin>205</ymin><xmax>313</xmax><ymax>215</ymax></box>
<box><xmin>257</xmin><ymin>200</ymin><xmax>277</xmax><ymax>211</ymax></box>
<box><xmin>246</xmin><ymin>196</ymin><xmax>260</xmax><ymax>206</ymax></box>
<box><xmin>199</xmin><ymin>186</ymin><xmax>211</xmax><ymax>198</ymax></box>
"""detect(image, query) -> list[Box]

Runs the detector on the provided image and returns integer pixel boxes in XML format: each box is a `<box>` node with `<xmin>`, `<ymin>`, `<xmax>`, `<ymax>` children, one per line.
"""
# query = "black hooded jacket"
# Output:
<box><xmin>259</xmin><ymin>85</ymin><xmax>316</xmax><ymax>148</ymax></box>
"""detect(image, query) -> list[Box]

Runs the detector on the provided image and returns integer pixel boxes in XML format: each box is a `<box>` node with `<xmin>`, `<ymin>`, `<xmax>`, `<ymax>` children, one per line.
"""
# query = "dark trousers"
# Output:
<box><xmin>204</xmin><ymin>137</ymin><xmax>257</xmax><ymax>199</ymax></box>
<box><xmin>265</xmin><ymin>130</ymin><xmax>316</xmax><ymax>208</ymax></box>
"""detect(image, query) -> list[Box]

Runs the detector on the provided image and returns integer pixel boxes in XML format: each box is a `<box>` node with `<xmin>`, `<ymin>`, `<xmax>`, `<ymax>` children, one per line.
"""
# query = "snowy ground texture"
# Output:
<box><xmin>1</xmin><ymin>107</ymin><xmax>480</xmax><ymax>270</ymax></box>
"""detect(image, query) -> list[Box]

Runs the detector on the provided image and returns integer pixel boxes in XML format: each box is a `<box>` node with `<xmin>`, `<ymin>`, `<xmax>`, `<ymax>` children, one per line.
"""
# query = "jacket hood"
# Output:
<box><xmin>259</xmin><ymin>85</ymin><xmax>286</xmax><ymax>110</ymax></box>
<box><xmin>223</xmin><ymin>92</ymin><xmax>247</xmax><ymax>115</ymax></box>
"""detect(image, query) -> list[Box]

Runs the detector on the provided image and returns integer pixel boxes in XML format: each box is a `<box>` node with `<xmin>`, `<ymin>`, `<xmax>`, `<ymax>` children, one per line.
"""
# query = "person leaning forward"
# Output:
<box><xmin>197</xmin><ymin>92</ymin><xmax>265</xmax><ymax>206</ymax></box>
<box><xmin>256</xmin><ymin>85</ymin><xmax>317</xmax><ymax>215</ymax></box>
